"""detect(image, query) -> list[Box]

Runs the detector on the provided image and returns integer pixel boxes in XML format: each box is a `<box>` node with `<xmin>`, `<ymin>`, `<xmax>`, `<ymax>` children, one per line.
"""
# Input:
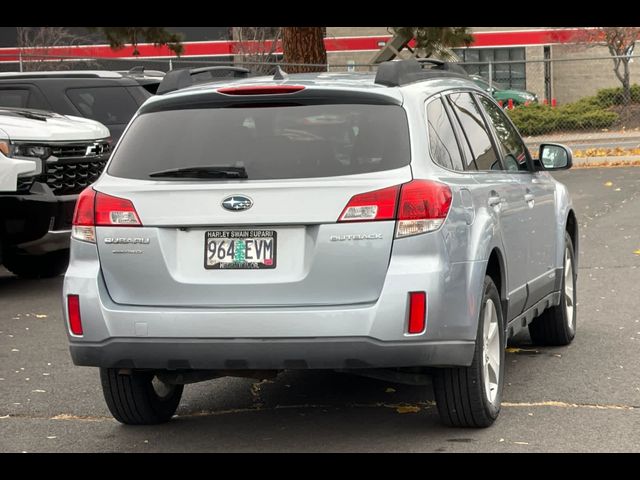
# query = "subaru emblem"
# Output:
<box><xmin>221</xmin><ymin>195</ymin><xmax>253</xmax><ymax>212</ymax></box>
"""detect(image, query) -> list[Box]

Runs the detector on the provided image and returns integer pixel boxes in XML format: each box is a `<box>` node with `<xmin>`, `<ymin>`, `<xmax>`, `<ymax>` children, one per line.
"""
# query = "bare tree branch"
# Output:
<box><xmin>16</xmin><ymin>27</ymin><xmax>97</xmax><ymax>71</ymax></box>
<box><xmin>232</xmin><ymin>27</ymin><xmax>282</xmax><ymax>75</ymax></box>
<box><xmin>570</xmin><ymin>27</ymin><xmax>640</xmax><ymax>104</ymax></box>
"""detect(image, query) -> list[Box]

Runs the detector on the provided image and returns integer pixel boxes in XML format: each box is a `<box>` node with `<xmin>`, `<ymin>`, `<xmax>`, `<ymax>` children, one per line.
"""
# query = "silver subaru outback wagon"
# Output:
<box><xmin>63</xmin><ymin>59</ymin><xmax>578</xmax><ymax>428</ymax></box>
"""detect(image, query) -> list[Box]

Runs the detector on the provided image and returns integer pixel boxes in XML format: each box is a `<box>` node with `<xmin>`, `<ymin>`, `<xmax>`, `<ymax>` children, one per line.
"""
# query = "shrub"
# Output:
<box><xmin>507</xmin><ymin>100</ymin><xmax>619</xmax><ymax>136</ymax></box>
<box><xmin>593</xmin><ymin>84</ymin><xmax>640</xmax><ymax>107</ymax></box>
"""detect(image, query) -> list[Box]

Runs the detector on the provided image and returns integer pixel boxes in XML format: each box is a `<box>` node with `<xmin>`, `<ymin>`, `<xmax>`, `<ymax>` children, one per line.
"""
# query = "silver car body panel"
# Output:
<box><xmin>63</xmin><ymin>74</ymin><xmax>575</xmax><ymax>369</ymax></box>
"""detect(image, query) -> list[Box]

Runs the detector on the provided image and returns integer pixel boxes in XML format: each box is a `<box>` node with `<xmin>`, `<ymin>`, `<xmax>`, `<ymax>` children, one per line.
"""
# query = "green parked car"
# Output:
<box><xmin>470</xmin><ymin>75</ymin><xmax>538</xmax><ymax>106</ymax></box>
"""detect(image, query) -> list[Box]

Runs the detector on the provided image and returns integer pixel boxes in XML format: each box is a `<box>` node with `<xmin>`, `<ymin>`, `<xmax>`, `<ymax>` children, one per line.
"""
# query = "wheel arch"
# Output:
<box><xmin>565</xmin><ymin>209</ymin><xmax>578</xmax><ymax>270</ymax></box>
<box><xmin>486</xmin><ymin>246</ymin><xmax>508</xmax><ymax>323</ymax></box>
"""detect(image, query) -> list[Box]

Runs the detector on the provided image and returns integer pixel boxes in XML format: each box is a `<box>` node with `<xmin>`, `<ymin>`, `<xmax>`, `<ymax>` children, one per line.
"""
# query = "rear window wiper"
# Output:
<box><xmin>148</xmin><ymin>166</ymin><xmax>248</xmax><ymax>179</ymax></box>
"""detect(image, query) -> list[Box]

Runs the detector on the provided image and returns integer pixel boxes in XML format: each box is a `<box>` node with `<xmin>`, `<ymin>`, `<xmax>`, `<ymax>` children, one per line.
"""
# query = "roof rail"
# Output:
<box><xmin>0</xmin><ymin>71</ymin><xmax>123</xmax><ymax>79</ymax></box>
<box><xmin>374</xmin><ymin>58</ymin><xmax>468</xmax><ymax>87</ymax></box>
<box><xmin>156</xmin><ymin>66</ymin><xmax>251</xmax><ymax>95</ymax></box>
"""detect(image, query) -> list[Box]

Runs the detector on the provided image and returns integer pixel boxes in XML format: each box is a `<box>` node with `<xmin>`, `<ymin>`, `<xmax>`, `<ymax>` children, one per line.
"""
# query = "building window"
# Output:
<box><xmin>453</xmin><ymin>47</ymin><xmax>526</xmax><ymax>90</ymax></box>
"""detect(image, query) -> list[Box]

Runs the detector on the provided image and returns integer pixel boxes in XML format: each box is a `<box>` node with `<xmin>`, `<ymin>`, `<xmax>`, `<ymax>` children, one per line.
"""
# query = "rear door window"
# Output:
<box><xmin>66</xmin><ymin>86</ymin><xmax>140</xmax><ymax>125</ymax></box>
<box><xmin>447</xmin><ymin>92</ymin><xmax>500</xmax><ymax>171</ymax></box>
<box><xmin>477</xmin><ymin>94</ymin><xmax>530</xmax><ymax>172</ymax></box>
<box><xmin>107</xmin><ymin>104</ymin><xmax>411</xmax><ymax>180</ymax></box>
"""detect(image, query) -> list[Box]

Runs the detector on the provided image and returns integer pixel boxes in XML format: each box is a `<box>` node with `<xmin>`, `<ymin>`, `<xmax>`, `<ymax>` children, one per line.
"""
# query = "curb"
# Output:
<box><xmin>572</xmin><ymin>156</ymin><xmax>640</xmax><ymax>168</ymax></box>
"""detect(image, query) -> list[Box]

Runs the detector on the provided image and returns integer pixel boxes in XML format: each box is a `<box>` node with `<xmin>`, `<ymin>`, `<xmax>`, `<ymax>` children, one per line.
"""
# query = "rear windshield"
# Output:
<box><xmin>107</xmin><ymin>104</ymin><xmax>411</xmax><ymax>180</ymax></box>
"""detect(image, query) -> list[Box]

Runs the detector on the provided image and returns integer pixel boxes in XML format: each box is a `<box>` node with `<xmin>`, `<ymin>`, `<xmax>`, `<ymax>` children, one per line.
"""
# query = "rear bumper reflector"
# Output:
<box><xmin>408</xmin><ymin>291</ymin><xmax>426</xmax><ymax>334</ymax></box>
<box><xmin>67</xmin><ymin>294</ymin><xmax>83</xmax><ymax>336</ymax></box>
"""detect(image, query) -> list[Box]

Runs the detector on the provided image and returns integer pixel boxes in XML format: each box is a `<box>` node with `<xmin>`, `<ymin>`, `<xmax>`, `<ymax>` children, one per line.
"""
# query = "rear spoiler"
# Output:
<box><xmin>156</xmin><ymin>66</ymin><xmax>251</xmax><ymax>95</ymax></box>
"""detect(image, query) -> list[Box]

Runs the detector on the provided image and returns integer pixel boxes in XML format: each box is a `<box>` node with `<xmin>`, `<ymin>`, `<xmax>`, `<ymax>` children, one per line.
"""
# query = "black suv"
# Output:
<box><xmin>0</xmin><ymin>71</ymin><xmax>151</xmax><ymax>140</ymax></box>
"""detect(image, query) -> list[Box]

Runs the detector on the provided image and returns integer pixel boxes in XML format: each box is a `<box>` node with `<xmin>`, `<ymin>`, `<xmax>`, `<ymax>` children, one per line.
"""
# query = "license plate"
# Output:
<box><xmin>204</xmin><ymin>230</ymin><xmax>277</xmax><ymax>269</ymax></box>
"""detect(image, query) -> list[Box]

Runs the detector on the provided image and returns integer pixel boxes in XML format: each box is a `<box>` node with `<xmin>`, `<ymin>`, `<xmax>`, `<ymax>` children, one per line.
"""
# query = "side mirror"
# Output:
<box><xmin>538</xmin><ymin>143</ymin><xmax>573</xmax><ymax>170</ymax></box>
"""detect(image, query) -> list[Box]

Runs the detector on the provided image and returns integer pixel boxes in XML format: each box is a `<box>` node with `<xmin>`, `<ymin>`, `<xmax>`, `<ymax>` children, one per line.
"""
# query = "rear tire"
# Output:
<box><xmin>433</xmin><ymin>276</ymin><xmax>505</xmax><ymax>428</ymax></box>
<box><xmin>529</xmin><ymin>232</ymin><xmax>576</xmax><ymax>346</ymax></box>
<box><xmin>100</xmin><ymin>368</ymin><xmax>184</xmax><ymax>425</ymax></box>
<box><xmin>3</xmin><ymin>249</ymin><xmax>69</xmax><ymax>278</ymax></box>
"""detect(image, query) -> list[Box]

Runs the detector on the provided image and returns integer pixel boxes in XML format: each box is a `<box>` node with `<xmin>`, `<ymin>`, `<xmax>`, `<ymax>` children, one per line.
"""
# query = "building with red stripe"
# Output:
<box><xmin>0</xmin><ymin>27</ymin><xmax>634</xmax><ymax>103</ymax></box>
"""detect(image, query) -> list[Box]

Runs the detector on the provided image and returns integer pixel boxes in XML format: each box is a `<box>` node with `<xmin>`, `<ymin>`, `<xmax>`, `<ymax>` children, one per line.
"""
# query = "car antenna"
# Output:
<box><xmin>273</xmin><ymin>65</ymin><xmax>288</xmax><ymax>81</ymax></box>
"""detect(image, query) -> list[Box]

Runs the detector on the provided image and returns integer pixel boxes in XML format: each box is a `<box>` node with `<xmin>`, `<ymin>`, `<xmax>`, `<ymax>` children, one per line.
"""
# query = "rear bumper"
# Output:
<box><xmin>64</xmin><ymin>235</ymin><xmax>488</xmax><ymax>370</ymax></box>
<box><xmin>70</xmin><ymin>337</ymin><xmax>475</xmax><ymax>370</ymax></box>
<box><xmin>17</xmin><ymin>229</ymin><xmax>72</xmax><ymax>254</ymax></box>
<box><xmin>0</xmin><ymin>183</ymin><xmax>76</xmax><ymax>247</ymax></box>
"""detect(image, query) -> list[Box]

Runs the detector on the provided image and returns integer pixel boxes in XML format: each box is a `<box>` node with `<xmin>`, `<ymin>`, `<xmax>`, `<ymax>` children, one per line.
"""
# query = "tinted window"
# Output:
<box><xmin>447</xmin><ymin>92</ymin><xmax>500</xmax><ymax>171</ymax></box>
<box><xmin>108</xmin><ymin>104</ymin><xmax>411</xmax><ymax>180</ymax></box>
<box><xmin>477</xmin><ymin>95</ymin><xmax>529</xmax><ymax>172</ymax></box>
<box><xmin>426</xmin><ymin>98</ymin><xmax>463</xmax><ymax>171</ymax></box>
<box><xmin>66</xmin><ymin>86</ymin><xmax>140</xmax><ymax>125</ymax></box>
<box><xmin>0</xmin><ymin>89</ymin><xmax>30</xmax><ymax>108</ymax></box>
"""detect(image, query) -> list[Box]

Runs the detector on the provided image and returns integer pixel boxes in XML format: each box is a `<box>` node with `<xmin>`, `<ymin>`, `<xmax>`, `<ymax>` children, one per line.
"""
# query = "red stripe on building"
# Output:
<box><xmin>470</xmin><ymin>29</ymin><xmax>578</xmax><ymax>47</ymax></box>
<box><xmin>0</xmin><ymin>29</ymin><xmax>588</xmax><ymax>62</ymax></box>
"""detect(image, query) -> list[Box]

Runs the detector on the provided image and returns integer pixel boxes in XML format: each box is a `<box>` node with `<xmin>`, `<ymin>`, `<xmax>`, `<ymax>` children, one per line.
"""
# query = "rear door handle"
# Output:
<box><xmin>488</xmin><ymin>196</ymin><xmax>502</xmax><ymax>207</ymax></box>
<box><xmin>525</xmin><ymin>192</ymin><xmax>535</xmax><ymax>207</ymax></box>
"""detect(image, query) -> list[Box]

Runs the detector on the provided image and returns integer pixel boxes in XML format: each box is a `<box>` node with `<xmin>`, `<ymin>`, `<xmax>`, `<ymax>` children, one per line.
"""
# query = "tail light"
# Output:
<box><xmin>71</xmin><ymin>187</ymin><xmax>142</xmax><ymax>243</ymax></box>
<box><xmin>396</xmin><ymin>180</ymin><xmax>452</xmax><ymax>238</ymax></box>
<box><xmin>338</xmin><ymin>180</ymin><xmax>452</xmax><ymax>238</ymax></box>
<box><xmin>338</xmin><ymin>185</ymin><xmax>400</xmax><ymax>222</ymax></box>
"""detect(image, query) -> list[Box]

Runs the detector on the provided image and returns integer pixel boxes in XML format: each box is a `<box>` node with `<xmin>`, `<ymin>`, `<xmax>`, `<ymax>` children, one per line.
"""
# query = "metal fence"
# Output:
<box><xmin>4</xmin><ymin>52</ymin><xmax>640</xmax><ymax>146</ymax></box>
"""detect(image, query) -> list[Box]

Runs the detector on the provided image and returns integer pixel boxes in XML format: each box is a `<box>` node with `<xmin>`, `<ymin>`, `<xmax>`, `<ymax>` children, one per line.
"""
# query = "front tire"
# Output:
<box><xmin>3</xmin><ymin>249</ymin><xmax>69</xmax><ymax>278</ymax></box>
<box><xmin>433</xmin><ymin>276</ymin><xmax>505</xmax><ymax>428</ymax></box>
<box><xmin>529</xmin><ymin>232</ymin><xmax>576</xmax><ymax>346</ymax></box>
<box><xmin>100</xmin><ymin>368</ymin><xmax>184</xmax><ymax>425</ymax></box>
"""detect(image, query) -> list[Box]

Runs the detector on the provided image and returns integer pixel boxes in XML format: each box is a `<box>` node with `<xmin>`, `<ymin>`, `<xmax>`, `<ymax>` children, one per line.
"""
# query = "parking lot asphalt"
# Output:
<box><xmin>1</xmin><ymin>167</ymin><xmax>640</xmax><ymax>452</ymax></box>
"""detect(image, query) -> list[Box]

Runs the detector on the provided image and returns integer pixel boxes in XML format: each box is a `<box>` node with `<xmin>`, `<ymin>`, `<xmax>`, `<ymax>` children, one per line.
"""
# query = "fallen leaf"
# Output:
<box><xmin>604</xmin><ymin>181</ymin><xmax>613</xmax><ymax>187</ymax></box>
<box><xmin>633</xmin><ymin>250</ymin><xmax>640</xmax><ymax>255</ymax></box>
<box><xmin>506</xmin><ymin>347</ymin><xmax>540</xmax><ymax>354</ymax></box>
<box><xmin>396</xmin><ymin>406</ymin><xmax>421</xmax><ymax>414</ymax></box>
<box><xmin>385</xmin><ymin>388</ymin><xmax>396</xmax><ymax>393</ymax></box>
